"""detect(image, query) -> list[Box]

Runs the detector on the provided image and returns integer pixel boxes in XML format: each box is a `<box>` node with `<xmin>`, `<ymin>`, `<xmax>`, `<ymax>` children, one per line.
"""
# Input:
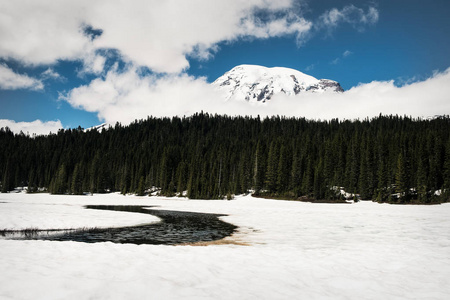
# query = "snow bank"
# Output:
<box><xmin>1</xmin><ymin>193</ymin><xmax>449</xmax><ymax>299</ymax></box>
<box><xmin>0</xmin><ymin>192</ymin><xmax>159</xmax><ymax>230</ymax></box>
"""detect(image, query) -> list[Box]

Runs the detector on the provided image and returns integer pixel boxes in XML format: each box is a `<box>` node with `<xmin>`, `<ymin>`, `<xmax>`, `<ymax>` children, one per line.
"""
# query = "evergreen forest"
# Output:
<box><xmin>1</xmin><ymin>113</ymin><xmax>450</xmax><ymax>204</ymax></box>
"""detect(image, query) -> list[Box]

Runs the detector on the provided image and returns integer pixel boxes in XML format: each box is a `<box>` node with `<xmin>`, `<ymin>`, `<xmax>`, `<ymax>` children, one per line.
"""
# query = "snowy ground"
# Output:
<box><xmin>1</xmin><ymin>192</ymin><xmax>449</xmax><ymax>300</ymax></box>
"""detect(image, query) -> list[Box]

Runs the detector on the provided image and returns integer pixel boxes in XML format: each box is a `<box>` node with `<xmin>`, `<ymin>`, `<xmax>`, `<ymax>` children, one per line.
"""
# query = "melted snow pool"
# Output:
<box><xmin>2</xmin><ymin>205</ymin><xmax>237</xmax><ymax>245</ymax></box>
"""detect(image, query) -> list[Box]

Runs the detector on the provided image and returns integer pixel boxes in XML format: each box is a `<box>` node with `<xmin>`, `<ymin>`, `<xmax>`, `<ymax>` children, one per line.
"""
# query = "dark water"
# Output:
<box><xmin>5</xmin><ymin>205</ymin><xmax>237</xmax><ymax>245</ymax></box>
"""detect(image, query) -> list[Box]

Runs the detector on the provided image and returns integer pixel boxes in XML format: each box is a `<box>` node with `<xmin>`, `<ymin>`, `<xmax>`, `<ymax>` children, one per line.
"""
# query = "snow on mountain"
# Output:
<box><xmin>84</xmin><ymin>123</ymin><xmax>108</xmax><ymax>132</ymax></box>
<box><xmin>212</xmin><ymin>64</ymin><xmax>344</xmax><ymax>103</ymax></box>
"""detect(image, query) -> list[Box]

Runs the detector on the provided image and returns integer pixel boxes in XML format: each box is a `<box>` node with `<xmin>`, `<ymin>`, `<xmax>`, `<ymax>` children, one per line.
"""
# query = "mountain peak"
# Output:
<box><xmin>212</xmin><ymin>64</ymin><xmax>343</xmax><ymax>103</ymax></box>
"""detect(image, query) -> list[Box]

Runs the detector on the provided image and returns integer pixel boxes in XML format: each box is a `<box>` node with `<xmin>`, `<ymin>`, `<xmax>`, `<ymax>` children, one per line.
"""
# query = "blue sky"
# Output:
<box><xmin>191</xmin><ymin>0</ymin><xmax>450</xmax><ymax>86</ymax></box>
<box><xmin>0</xmin><ymin>0</ymin><xmax>449</xmax><ymax>134</ymax></box>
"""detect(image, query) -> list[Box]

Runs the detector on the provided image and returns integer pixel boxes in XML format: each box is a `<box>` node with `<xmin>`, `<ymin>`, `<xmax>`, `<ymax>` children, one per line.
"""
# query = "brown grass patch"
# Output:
<box><xmin>180</xmin><ymin>238</ymin><xmax>250</xmax><ymax>247</ymax></box>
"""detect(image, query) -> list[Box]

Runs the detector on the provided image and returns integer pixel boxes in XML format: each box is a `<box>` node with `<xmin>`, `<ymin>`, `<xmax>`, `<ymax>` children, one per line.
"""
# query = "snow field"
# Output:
<box><xmin>0</xmin><ymin>193</ymin><xmax>160</xmax><ymax>230</ymax></box>
<box><xmin>0</xmin><ymin>192</ymin><xmax>449</xmax><ymax>299</ymax></box>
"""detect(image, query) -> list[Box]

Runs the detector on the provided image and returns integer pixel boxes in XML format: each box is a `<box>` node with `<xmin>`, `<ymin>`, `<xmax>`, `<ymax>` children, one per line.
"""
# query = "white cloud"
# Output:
<box><xmin>61</xmin><ymin>67</ymin><xmax>450</xmax><ymax>125</ymax></box>
<box><xmin>0</xmin><ymin>1</ymin><xmax>92</xmax><ymax>66</ymax></box>
<box><xmin>330</xmin><ymin>50</ymin><xmax>353</xmax><ymax>64</ymax></box>
<box><xmin>239</xmin><ymin>11</ymin><xmax>312</xmax><ymax>43</ymax></box>
<box><xmin>0</xmin><ymin>119</ymin><xmax>63</xmax><ymax>135</ymax></box>
<box><xmin>0</xmin><ymin>0</ymin><xmax>310</xmax><ymax>74</ymax></box>
<box><xmin>343</xmin><ymin>50</ymin><xmax>353</xmax><ymax>57</ymax></box>
<box><xmin>78</xmin><ymin>53</ymin><xmax>107</xmax><ymax>76</ymax></box>
<box><xmin>330</xmin><ymin>58</ymin><xmax>340</xmax><ymax>65</ymax></box>
<box><xmin>304</xmin><ymin>64</ymin><xmax>315</xmax><ymax>71</ymax></box>
<box><xmin>61</xmin><ymin>67</ymin><xmax>221</xmax><ymax>124</ymax></box>
<box><xmin>268</xmin><ymin>68</ymin><xmax>450</xmax><ymax>120</ymax></box>
<box><xmin>41</xmin><ymin>68</ymin><xmax>65</xmax><ymax>81</ymax></box>
<box><xmin>318</xmin><ymin>5</ymin><xmax>379</xmax><ymax>31</ymax></box>
<box><xmin>0</xmin><ymin>64</ymin><xmax>43</xmax><ymax>90</ymax></box>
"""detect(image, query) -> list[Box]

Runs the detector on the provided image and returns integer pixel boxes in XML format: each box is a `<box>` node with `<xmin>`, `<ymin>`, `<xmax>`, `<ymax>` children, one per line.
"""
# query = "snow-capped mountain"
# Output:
<box><xmin>212</xmin><ymin>65</ymin><xmax>344</xmax><ymax>103</ymax></box>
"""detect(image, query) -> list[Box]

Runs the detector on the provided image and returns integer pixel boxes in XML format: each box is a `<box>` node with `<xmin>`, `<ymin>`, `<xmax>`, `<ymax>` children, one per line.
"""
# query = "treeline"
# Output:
<box><xmin>1</xmin><ymin>113</ymin><xmax>450</xmax><ymax>204</ymax></box>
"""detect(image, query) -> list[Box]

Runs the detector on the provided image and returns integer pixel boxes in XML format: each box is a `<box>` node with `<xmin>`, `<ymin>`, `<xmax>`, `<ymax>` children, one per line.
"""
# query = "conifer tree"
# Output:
<box><xmin>395</xmin><ymin>153</ymin><xmax>408</xmax><ymax>202</ymax></box>
<box><xmin>253</xmin><ymin>141</ymin><xmax>265</xmax><ymax>193</ymax></box>
<box><xmin>265</xmin><ymin>141</ymin><xmax>279</xmax><ymax>193</ymax></box>
<box><xmin>71</xmin><ymin>163</ymin><xmax>83</xmax><ymax>195</ymax></box>
<box><xmin>276</xmin><ymin>145</ymin><xmax>289</xmax><ymax>194</ymax></box>
<box><xmin>290</xmin><ymin>149</ymin><xmax>302</xmax><ymax>196</ymax></box>
<box><xmin>136</xmin><ymin>176</ymin><xmax>145</xmax><ymax>196</ymax></box>
<box><xmin>442</xmin><ymin>139</ymin><xmax>450</xmax><ymax>200</ymax></box>
<box><xmin>27</xmin><ymin>169</ymin><xmax>37</xmax><ymax>193</ymax></box>
<box><xmin>1</xmin><ymin>159</ymin><xmax>13</xmax><ymax>193</ymax></box>
<box><xmin>417</xmin><ymin>157</ymin><xmax>429</xmax><ymax>202</ymax></box>
<box><xmin>51</xmin><ymin>164</ymin><xmax>67</xmax><ymax>194</ymax></box>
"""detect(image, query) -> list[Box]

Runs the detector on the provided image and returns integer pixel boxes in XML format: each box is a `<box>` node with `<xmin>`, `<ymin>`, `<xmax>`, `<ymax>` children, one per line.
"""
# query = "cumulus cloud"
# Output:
<box><xmin>61</xmin><ymin>67</ymin><xmax>450</xmax><ymax>125</ymax></box>
<box><xmin>0</xmin><ymin>0</ymin><xmax>311</xmax><ymax>74</ymax></box>
<box><xmin>61</xmin><ymin>67</ymin><xmax>222</xmax><ymax>124</ymax></box>
<box><xmin>0</xmin><ymin>119</ymin><xmax>63</xmax><ymax>135</ymax></box>
<box><xmin>0</xmin><ymin>64</ymin><xmax>43</xmax><ymax>90</ymax></box>
<box><xmin>78</xmin><ymin>53</ymin><xmax>107</xmax><ymax>76</ymax></box>
<box><xmin>318</xmin><ymin>5</ymin><xmax>379</xmax><ymax>31</ymax></box>
<box><xmin>0</xmin><ymin>1</ymin><xmax>92</xmax><ymax>66</ymax></box>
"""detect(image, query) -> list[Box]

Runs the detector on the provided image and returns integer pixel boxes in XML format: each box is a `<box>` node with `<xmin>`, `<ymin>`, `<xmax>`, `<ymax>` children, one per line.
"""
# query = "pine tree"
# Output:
<box><xmin>27</xmin><ymin>169</ymin><xmax>37</xmax><ymax>193</ymax></box>
<box><xmin>265</xmin><ymin>141</ymin><xmax>279</xmax><ymax>193</ymax></box>
<box><xmin>290</xmin><ymin>149</ymin><xmax>302</xmax><ymax>197</ymax></box>
<box><xmin>159</xmin><ymin>149</ymin><xmax>169</xmax><ymax>193</ymax></box>
<box><xmin>1</xmin><ymin>159</ymin><xmax>13</xmax><ymax>193</ymax></box>
<box><xmin>253</xmin><ymin>141</ymin><xmax>265</xmax><ymax>193</ymax></box>
<box><xmin>301</xmin><ymin>157</ymin><xmax>313</xmax><ymax>198</ymax></box>
<box><xmin>442</xmin><ymin>139</ymin><xmax>450</xmax><ymax>201</ymax></box>
<box><xmin>395</xmin><ymin>153</ymin><xmax>408</xmax><ymax>202</ymax></box>
<box><xmin>71</xmin><ymin>163</ymin><xmax>83</xmax><ymax>195</ymax></box>
<box><xmin>136</xmin><ymin>176</ymin><xmax>145</xmax><ymax>196</ymax></box>
<box><xmin>120</xmin><ymin>165</ymin><xmax>131</xmax><ymax>195</ymax></box>
<box><xmin>276</xmin><ymin>145</ymin><xmax>289</xmax><ymax>194</ymax></box>
<box><xmin>313</xmin><ymin>157</ymin><xmax>325</xmax><ymax>200</ymax></box>
<box><xmin>51</xmin><ymin>164</ymin><xmax>67</xmax><ymax>194</ymax></box>
<box><xmin>175</xmin><ymin>162</ymin><xmax>187</xmax><ymax>195</ymax></box>
<box><xmin>416</xmin><ymin>157</ymin><xmax>429</xmax><ymax>203</ymax></box>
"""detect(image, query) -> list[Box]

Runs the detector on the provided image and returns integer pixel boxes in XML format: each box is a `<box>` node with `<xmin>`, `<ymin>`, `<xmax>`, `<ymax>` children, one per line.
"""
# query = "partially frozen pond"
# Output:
<box><xmin>2</xmin><ymin>193</ymin><xmax>450</xmax><ymax>299</ymax></box>
<box><xmin>2</xmin><ymin>205</ymin><xmax>237</xmax><ymax>245</ymax></box>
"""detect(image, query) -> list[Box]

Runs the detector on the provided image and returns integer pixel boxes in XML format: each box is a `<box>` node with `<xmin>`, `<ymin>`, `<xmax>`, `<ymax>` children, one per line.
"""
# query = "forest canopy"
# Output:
<box><xmin>1</xmin><ymin>113</ymin><xmax>450</xmax><ymax>204</ymax></box>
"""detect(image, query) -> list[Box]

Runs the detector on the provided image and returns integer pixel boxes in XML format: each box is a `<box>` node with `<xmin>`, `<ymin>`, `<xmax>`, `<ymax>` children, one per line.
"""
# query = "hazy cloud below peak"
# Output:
<box><xmin>61</xmin><ymin>67</ymin><xmax>450</xmax><ymax>126</ymax></box>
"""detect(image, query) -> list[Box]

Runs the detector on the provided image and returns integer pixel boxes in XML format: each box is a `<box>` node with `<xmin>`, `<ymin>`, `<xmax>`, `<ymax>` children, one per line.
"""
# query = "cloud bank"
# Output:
<box><xmin>0</xmin><ymin>119</ymin><xmax>63</xmax><ymax>136</ymax></box>
<box><xmin>63</xmin><ymin>67</ymin><xmax>450</xmax><ymax>125</ymax></box>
